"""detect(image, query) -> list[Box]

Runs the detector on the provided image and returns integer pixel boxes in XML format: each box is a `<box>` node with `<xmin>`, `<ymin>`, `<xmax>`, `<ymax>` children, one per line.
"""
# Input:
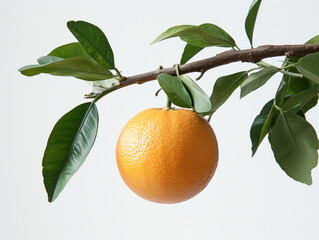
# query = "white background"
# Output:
<box><xmin>2</xmin><ymin>0</ymin><xmax>319</xmax><ymax>239</ymax></box>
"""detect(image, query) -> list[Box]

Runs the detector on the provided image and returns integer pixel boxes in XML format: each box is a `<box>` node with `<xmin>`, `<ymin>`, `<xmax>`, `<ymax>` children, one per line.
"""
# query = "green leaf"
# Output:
<box><xmin>245</xmin><ymin>0</ymin><xmax>262</xmax><ymax>47</ymax></box>
<box><xmin>301</xmin><ymin>95</ymin><xmax>318</xmax><ymax>113</ymax></box>
<box><xmin>274</xmin><ymin>80</ymin><xmax>288</xmax><ymax>106</ymax></box>
<box><xmin>179</xmin><ymin>75</ymin><xmax>211</xmax><ymax>113</ymax></box>
<box><xmin>67</xmin><ymin>21</ymin><xmax>115</xmax><ymax>69</ymax></box>
<box><xmin>284</xmin><ymin>62</ymin><xmax>316</xmax><ymax>96</ymax></box>
<box><xmin>48</xmin><ymin>42</ymin><xmax>92</xmax><ymax>60</ymax></box>
<box><xmin>151</xmin><ymin>25</ymin><xmax>194</xmax><ymax>44</ymax></box>
<box><xmin>43</xmin><ymin>102</ymin><xmax>99</xmax><ymax>202</ymax></box>
<box><xmin>250</xmin><ymin>99</ymin><xmax>274</xmax><ymax>156</ymax></box>
<box><xmin>36</xmin><ymin>56</ymin><xmax>64</xmax><ymax>64</ymax></box>
<box><xmin>268</xmin><ymin>112</ymin><xmax>319</xmax><ymax>185</ymax></box>
<box><xmin>240</xmin><ymin>66</ymin><xmax>279</xmax><ymax>98</ymax></box>
<box><xmin>180</xmin><ymin>23</ymin><xmax>236</xmax><ymax>48</ymax></box>
<box><xmin>157</xmin><ymin>73</ymin><xmax>192</xmax><ymax>108</ymax></box>
<box><xmin>152</xmin><ymin>24</ymin><xmax>236</xmax><ymax>48</ymax></box>
<box><xmin>210</xmin><ymin>71</ymin><xmax>248</xmax><ymax>112</ymax></box>
<box><xmin>282</xmin><ymin>34</ymin><xmax>319</xmax><ymax>95</ymax></box>
<box><xmin>306</xmin><ymin>35</ymin><xmax>319</xmax><ymax>44</ymax></box>
<box><xmin>250</xmin><ymin>81</ymin><xmax>289</xmax><ymax>156</ymax></box>
<box><xmin>19</xmin><ymin>56</ymin><xmax>114</xmax><ymax>81</ymax></box>
<box><xmin>295</xmin><ymin>52</ymin><xmax>319</xmax><ymax>84</ymax></box>
<box><xmin>180</xmin><ymin>44</ymin><xmax>203</xmax><ymax>65</ymax></box>
<box><xmin>282</xmin><ymin>89</ymin><xmax>319</xmax><ymax>113</ymax></box>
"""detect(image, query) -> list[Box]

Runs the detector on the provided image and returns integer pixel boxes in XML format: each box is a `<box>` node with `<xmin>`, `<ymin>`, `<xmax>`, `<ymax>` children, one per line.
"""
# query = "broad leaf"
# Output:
<box><xmin>180</xmin><ymin>44</ymin><xmax>203</xmax><ymax>64</ymax></box>
<box><xmin>274</xmin><ymin>80</ymin><xmax>288</xmax><ymax>106</ymax></box>
<box><xmin>245</xmin><ymin>0</ymin><xmax>262</xmax><ymax>47</ymax></box>
<box><xmin>199</xmin><ymin>23</ymin><xmax>236</xmax><ymax>47</ymax></box>
<box><xmin>250</xmin><ymin>82</ymin><xmax>288</xmax><ymax>156</ymax></box>
<box><xmin>301</xmin><ymin>95</ymin><xmax>319</xmax><ymax>113</ymax></box>
<box><xmin>67</xmin><ymin>21</ymin><xmax>115</xmax><ymax>69</ymax></box>
<box><xmin>36</xmin><ymin>56</ymin><xmax>63</xmax><ymax>64</ymax></box>
<box><xmin>283</xmin><ymin>61</ymin><xmax>315</xmax><ymax>95</ymax></box>
<box><xmin>295</xmin><ymin>52</ymin><xmax>319</xmax><ymax>84</ymax></box>
<box><xmin>180</xmin><ymin>23</ymin><xmax>236</xmax><ymax>48</ymax></box>
<box><xmin>210</xmin><ymin>71</ymin><xmax>248</xmax><ymax>112</ymax></box>
<box><xmin>19</xmin><ymin>56</ymin><xmax>114</xmax><ymax>81</ymax></box>
<box><xmin>306</xmin><ymin>35</ymin><xmax>319</xmax><ymax>44</ymax></box>
<box><xmin>157</xmin><ymin>73</ymin><xmax>192</xmax><ymax>108</ymax></box>
<box><xmin>43</xmin><ymin>102</ymin><xmax>99</xmax><ymax>202</ymax></box>
<box><xmin>282</xmin><ymin>89</ymin><xmax>319</xmax><ymax>113</ymax></box>
<box><xmin>151</xmin><ymin>25</ymin><xmax>194</xmax><ymax>44</ymax></box>
<box><xmin>152</xmin><ymin>24</ymin><xmax>236</xmax><ymax>48</ymax></box>
<box><xmin>282</xmin><ymin>33</ymin><xmax>319</xmax><ymax>95</ymax></box>
<box><xmin>240</xmin><ymin>66</ymin><xmax>279</xmax><ymax>98</ymax></box>
<box><xmin>48</xmin><ymin>42</ymin><xmax>92</xmax><ymax>60</ymax></box>
<box><xmin>268</xmin><ymin>112</ymin><xmax>319</xmax><ymax>185</ymax></box>
<box><xmin>250</xmin><ymin>99</ymin><xmax>274</xmax><ymax>155</ymax></box>
<box><xmin>279</xmin><ymin>36</ymin><xmax>319</xmax><ymax>113</ymax></box>
<box><xmin>180</xmin><ymin>75</ymin><xmax>211</xmax><ymax>113</ymax></box>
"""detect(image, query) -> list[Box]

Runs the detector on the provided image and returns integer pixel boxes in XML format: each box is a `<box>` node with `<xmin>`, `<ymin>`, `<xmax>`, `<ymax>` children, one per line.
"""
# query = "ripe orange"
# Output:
<box><xmin>116</xmin><ymin>108</ymin><xmax>218</xmax><ymax>204</ymax></box>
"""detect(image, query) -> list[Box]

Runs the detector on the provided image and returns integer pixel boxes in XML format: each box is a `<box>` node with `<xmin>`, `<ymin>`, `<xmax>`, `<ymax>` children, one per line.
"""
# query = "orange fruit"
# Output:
<box><xmin>116</xmin><ymin>108</ymin><xmax>218</xmax><ymax>204</ymax></box>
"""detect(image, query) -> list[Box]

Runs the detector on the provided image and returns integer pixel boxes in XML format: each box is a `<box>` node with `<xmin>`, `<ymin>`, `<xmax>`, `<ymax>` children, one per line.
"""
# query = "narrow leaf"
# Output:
<box><xmin>240</xmin><ymin>67</ymin><xmax>279</xmax><ymax>98</ymax></box>
<box><xmin>268</xmin><ymin>112</ymin><xmax>319</xmax><ymax>185</ymax></box>
<box><xmin>210</xmin><ymin>71</ymin><xmax>248</xmax><ymax>112</ymax></box>
<box><xmin>180</xmin><ymin>44</ymin><xmax>203</xmax><ymax>64</ymax></box>
<box><xmin>67</xmin><ymin>21</ymin><xmax>115</xmax><ymax>69</ymax></box>
<box><xmin>245</xmin><ymin>0</ymin><xmax>262</xmax><ymax>47</ymax></box>
<box><xmin>180</xmin><ymin>75</ymin><xmax>211</xmax><ymax>113</ymax></box>
<box><xmin>157</xmin><ymin>73</ymin><xmax>192</xmax><ymax>108</ymax></box>
<box><xmin>295</xmin><ymin>52</ymin><xmax>319</xmax><ymax>84</ymax></box>
<box><xmin>43</xmin><ymin>102</ymin><xmax>99</xmax><ymax>202</ymax></box>
<box><xmin>19</xmin><ymin>56</ymin><xmax>114</xmax><ymax>81</ymax></box>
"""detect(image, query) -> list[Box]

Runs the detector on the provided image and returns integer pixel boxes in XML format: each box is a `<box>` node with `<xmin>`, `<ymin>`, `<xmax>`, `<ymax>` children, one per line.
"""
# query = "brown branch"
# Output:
<box><xmin>93</xmin><ymin>44</ymin><xmax>319</xmax><ymax>101</ymax></box>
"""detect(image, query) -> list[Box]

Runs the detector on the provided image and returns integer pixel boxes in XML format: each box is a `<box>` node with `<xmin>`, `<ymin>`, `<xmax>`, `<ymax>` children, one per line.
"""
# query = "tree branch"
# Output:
<box><xmin>92</xmin><ymin>44</ymin><xmax>319</xmax><ymax>101</ymax></box>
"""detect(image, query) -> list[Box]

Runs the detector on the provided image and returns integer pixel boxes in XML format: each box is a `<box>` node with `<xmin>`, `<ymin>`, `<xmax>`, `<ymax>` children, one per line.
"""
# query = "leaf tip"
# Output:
<box><xmin>67</xmin><ymin>20</ymin><xmax>75</xmax><ymax>28</ymax></box>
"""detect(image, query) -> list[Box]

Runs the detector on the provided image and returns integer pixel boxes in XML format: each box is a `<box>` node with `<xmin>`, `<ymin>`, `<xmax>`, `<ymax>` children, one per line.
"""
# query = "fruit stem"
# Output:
<box><xmin>166</xmin><ymin>97</ymin><xmax>172</xmax><ymax>109</ymax></box>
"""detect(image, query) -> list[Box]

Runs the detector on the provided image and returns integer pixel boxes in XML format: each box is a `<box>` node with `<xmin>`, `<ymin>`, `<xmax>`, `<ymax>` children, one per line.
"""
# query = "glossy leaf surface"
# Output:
<box><xmin>157</xmin><ymin>73</ymin><xmax>192</xmax><ymax>108</ymax></box>
<box><xmin>269</xmin><ymin>112</ymin><xmax>319</xmax><ymax>185</ymax></box>
<box><xmin>180</xmin><ymin>44</ymin><xmax>203</xmax><ymax>64</ymax></box>
<box><xmin>210</xmin><ymin>71</ymin><xmax>248</xmax><ymax>112</ymax></box>
<box><xmin>151</xmin><ymin>25</ymin><xmax>194</xmax><ymax>44</ymax></box>
<box><xmin>250</xmin><ymin>99</ymin><xmax>274</xmax><ymax>155</ymax></box>
<box><xmin>295</xmin><ymin>52</ymin><xmax>319</xmax><ymax>84</ymax></box>
<box><xmin>282</xmin><ymin>89</ymin><xmax>319</xmax><ymax>113</ymax></box>
<box><xmin>180</xmin><ymin>23</ymin><xmax>236</xmax><ymax>48</ymax></box>
<box><xmin>19</xmin><ymin>56</ymin><xmax>114</xmax><ymax>81</ymax></box>
<box><xmin>152</xmin><ymin>24</ymin><xmax>236</xmax><ymax>48</ymax></box>
<box><xmin>245</xmin><ymin>0</ymin><xmax>262</xmax><ymax>47</ymax></box>
<box><xmin>43</xmin><ymin>102</ymin><xmax>99</xmax><ymax>202</ymax></box>
<box><xmin>48</xmin><ymin>42</ymin><xmax>92</xmax><ymax>60</ymax></box>
<box><xmin>250</xmin><ymin>80</ymin><xmax>290</xmax><ymax>156</ymax></box>
<box><xmin>180</xmin><ymin>75</ymin><xmax>211</xmax><ymax>113</ymax></box>
<box><xmin>240</xmin><ymin>67</ymin><xmax>278</xmax><ymax>98</ymax></box>
<box><xmin>67</xmin><ymin>21</ymin><xmax>115</xmax><ymax>69</ymax></box>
